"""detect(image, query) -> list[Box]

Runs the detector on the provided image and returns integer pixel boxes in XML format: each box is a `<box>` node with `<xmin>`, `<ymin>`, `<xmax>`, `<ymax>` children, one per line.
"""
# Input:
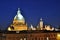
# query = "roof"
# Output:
<box><xmin>0</xmin><ymin>30</ymin><xmax>60</xmax><ymax>34</ymax></box>
<box><xmin>14</xmin><ymin>8</ymin><xmax>24</xmax><ymax>21</ymax></box>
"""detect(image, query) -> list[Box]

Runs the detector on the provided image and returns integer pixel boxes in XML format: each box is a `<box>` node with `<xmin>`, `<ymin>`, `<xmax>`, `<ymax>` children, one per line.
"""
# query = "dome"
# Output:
<box><xmin>14</xmin><ymin>8</ymin><xmax>24</xmax><ymax>21</ymax></box>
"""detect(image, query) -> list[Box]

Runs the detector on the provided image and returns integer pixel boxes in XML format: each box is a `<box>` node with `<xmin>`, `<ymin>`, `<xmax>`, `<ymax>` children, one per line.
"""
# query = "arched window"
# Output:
<box><xmin>24</xmin><ymin>38</ymin><xmax>27</xmax><ymax>40</ymax></box>
<box><xmin>20</xmin><ymin>38</ymin><xmax>23</xmax><ymax>40</ymax></box>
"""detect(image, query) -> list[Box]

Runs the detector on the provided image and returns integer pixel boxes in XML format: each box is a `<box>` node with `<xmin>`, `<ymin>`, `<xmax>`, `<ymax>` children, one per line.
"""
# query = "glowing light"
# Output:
<box><xmin>17</xmin><ymin>13</ymin><xmax>23</xmax><ymax>20</ymax></box>
<box><xmin>8</xmin><ymin>27</ymin><xmax>11</xmax><ymax>31</ymax></box>
<box><xmin>57</xmin><ymin>34</ymin><xmax>60</xmax><ymax>37</ymax></box>
<box><xmin>57</xmin><ymin>33</ymin><xmax>60</xmax><ymax>40</ymax></box>
<box><xmin>47</xmin><ymin>37</ymin><xmax>49</xmax><ymax>40</ymax></box>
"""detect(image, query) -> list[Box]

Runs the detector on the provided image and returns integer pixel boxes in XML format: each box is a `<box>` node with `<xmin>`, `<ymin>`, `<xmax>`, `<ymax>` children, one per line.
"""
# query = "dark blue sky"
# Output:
<box><xmin>0</xmin><ymin>0</ymin><xmax>60</xmax><ymax>30</ymax></box>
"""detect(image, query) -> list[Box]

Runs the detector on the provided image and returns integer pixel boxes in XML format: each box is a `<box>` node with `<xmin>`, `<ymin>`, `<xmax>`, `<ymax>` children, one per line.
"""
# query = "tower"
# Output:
<box><xmin>8</xmin><ymin>8</ymin><xmax>27</xmax><ymax>31</ymax></box>
<box><xmin>39</xmin><ymin>18</ymin><xmax>43</xmax><ymax>30</ymax></box>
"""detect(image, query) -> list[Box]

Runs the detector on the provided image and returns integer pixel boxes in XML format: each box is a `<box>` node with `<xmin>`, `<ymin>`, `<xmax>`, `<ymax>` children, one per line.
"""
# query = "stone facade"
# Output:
<box><xmin>0</xmin><ymin>31</ymin><xmax>59</xmax><ymax>40</ymax></box>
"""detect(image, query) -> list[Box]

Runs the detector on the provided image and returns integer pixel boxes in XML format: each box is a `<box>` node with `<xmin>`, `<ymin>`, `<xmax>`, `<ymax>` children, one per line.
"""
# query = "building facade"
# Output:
<box><xmin>5</xmin><ymin>8</ymin><xmax>60</xmax><ymax>40</ymax></box>
<box><xmin>8</xmin><ymin>8</ymin><xmax>56</xmax><ymax>31</ymax></box>
<box><xmin>0</xmin><ymin>31</ymin><xmax>60</xmax><ymax>40</ymax></box>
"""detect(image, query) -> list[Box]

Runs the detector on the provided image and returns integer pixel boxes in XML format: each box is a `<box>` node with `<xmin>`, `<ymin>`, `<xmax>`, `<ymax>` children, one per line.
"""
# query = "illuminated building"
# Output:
<box><xmin>30</xmin><ymin>24</ymin><xmax>36</xmax><ymax>30</ymax></box>
<box><xmin>39</xmin><ymin>18</ymin><xmax>43</xmax><ymax>30</ymax></box>
<box><xmin>45</xmin><ymin>25</ymin><xmax>54</xmax><ymax>31</ymax></box>
<box><xmin>0</xmin><ymin>8</ymin><xmax>60</xmax><ymax>40</ymax></box>
<box><xmin>0</xmin><ymin>31</ymin><xmax>59</xmax><ymax>40</ymax></box>
<box><xmin>8</xmin><ymin>8</ymin><xmax>27</xmax><ymax>31</ymax></box>
<box><xmin>37</xmin><ymin>18</ymin><xmax>55</xmax><ymax>31</ymax></box>
<box><xmin>8</xmin><ymin>8</ymin><xmax>55</xmax><ymax>31</ymax></box>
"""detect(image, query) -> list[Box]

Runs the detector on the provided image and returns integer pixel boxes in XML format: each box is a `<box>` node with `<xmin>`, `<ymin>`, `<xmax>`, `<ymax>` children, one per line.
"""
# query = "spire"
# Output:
<box><xmin>40</xmin><ymin>18</ymin><xmax>42</xmax><ymax>21</ymax></box>
<box><xmin>18</xmin><ymin>8</ymin><xmax>20</xmax><ymax>10</ymax></box>
<box><xmin>31</xmin><ymin>24</ymin><xmax>33</xmax><ymax>29</ymax></box>
<box><xmin>30</xmin><ymin>24</ymin><xmax>36</xmax><ymax>30</ymax></box>
<box><xmin>17</xmin><ymin>8</ymin><xmax>21</xmax><ymax>15</ymax></box>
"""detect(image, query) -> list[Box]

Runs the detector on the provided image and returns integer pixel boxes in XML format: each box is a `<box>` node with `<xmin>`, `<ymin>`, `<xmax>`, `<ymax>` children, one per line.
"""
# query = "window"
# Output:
<box><xmin>24</xmin><ymin>38</ymin><xmax>27</xmax><ymax>40</ymax></box>
<box><xmin>35</xmin><ymin>37</ymin><xmax>37</xmax><ymax>40</ymax></box>
<box><xmin>20</xmin><ymin>38</ymin><xmax>23</xmax><ymax>40</ymax></box>
<box><xmin>46</xmin><ymin>37</ymin><xmax>49</xmax><ymax>40</ymax></box>
<box><xmin>38</xmin><ymin>38</ymin><xmax>40</xmax><ymax>40</ymax></box>
<box><xmin>20</xmin><ymin>38</ymin><xmax>27</xmax><ymax>40</ymax></box>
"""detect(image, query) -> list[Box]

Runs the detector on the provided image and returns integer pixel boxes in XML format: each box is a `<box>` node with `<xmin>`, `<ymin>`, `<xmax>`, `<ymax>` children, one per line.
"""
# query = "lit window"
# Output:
<box><xmin>47</xmin><ymin>37</ymin><xmax>49</xmax><ymax>40</ymax></box>
<box><xmin>24</xmin><ymin>38</ymin><xmax>27</xmax><ymax>40</ymax></box>
<box><xmin>20</xmin><ymin>38</ymin><xmax>23</xmax><ymax>40</ymax></box>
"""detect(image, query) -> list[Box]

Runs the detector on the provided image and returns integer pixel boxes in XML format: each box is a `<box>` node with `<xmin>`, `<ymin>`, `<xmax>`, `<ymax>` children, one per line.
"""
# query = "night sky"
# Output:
<box><xmin>0</xmin><ymin>0</ymin><xmax>60</xmax><ymax>30</ymax></box>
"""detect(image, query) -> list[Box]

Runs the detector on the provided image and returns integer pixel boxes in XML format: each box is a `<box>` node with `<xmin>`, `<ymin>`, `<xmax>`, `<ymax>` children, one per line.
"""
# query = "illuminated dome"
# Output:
<box><xmin>8</xmin><ymin>8</ymin><xmax>27</xmax><ymax>31</ymax></box>
<box><xmin>14</xmin><ymin>8</ymin><xmax>24</xmax><ymax>21</ymax></box>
